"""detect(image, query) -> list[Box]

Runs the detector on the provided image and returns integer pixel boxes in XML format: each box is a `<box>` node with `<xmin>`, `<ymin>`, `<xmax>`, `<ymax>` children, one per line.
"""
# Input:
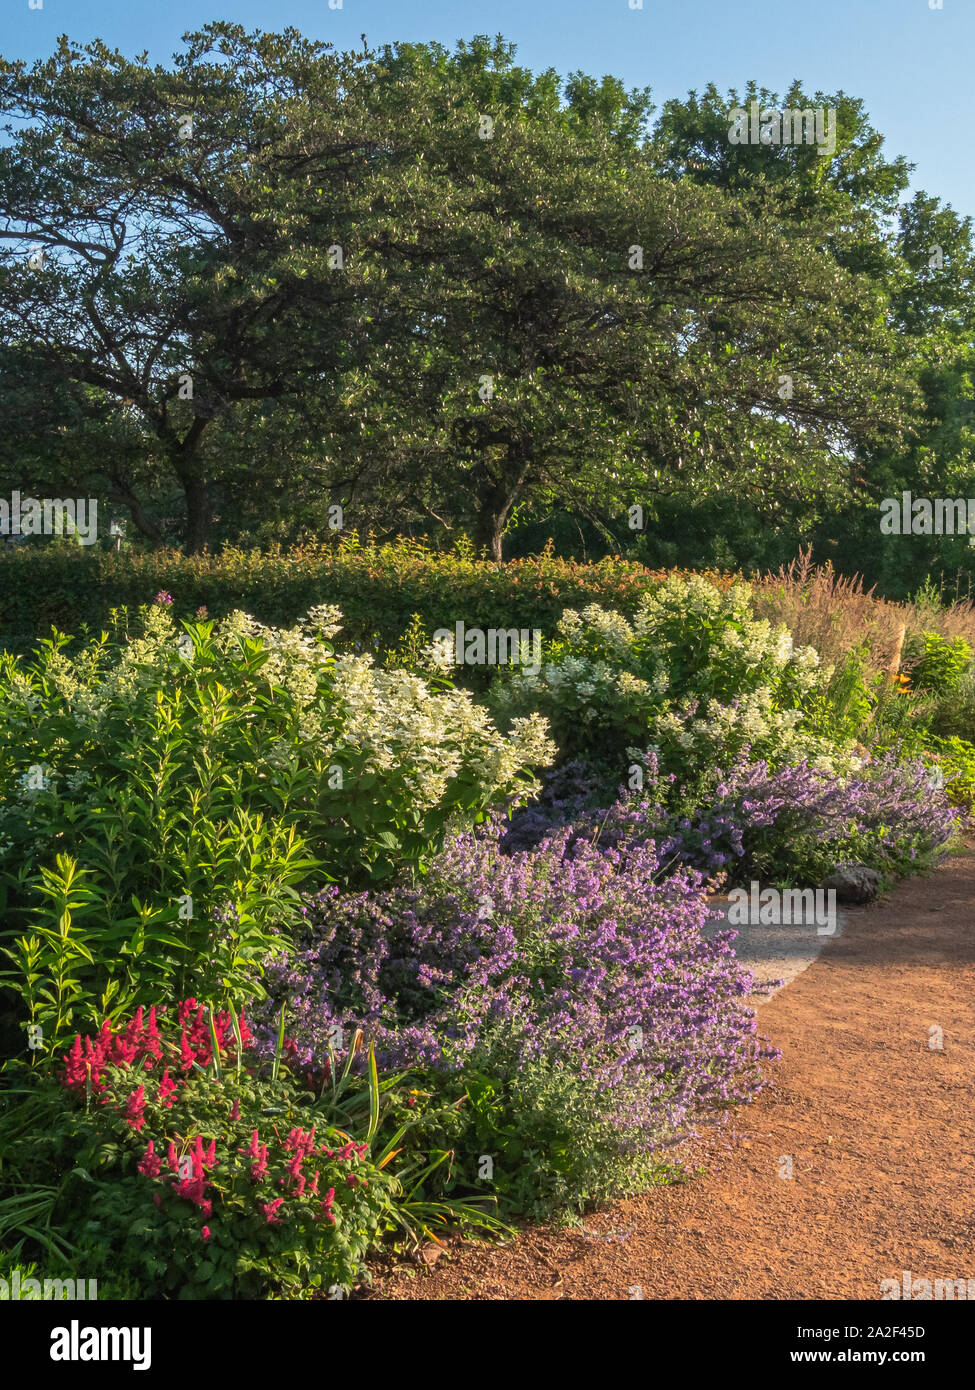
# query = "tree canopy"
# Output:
<box><xmin>0</xmin><ymin>26</ymin><xmax>969</xmax><ymax>562</ymax></box>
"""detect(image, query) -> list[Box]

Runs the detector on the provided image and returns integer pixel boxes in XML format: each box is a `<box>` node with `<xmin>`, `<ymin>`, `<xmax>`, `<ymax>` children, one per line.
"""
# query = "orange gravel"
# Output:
<box><xmin>369</xmin><ymin>849</ymin><xmax>975</xmax><ymax>1301</ymax></box>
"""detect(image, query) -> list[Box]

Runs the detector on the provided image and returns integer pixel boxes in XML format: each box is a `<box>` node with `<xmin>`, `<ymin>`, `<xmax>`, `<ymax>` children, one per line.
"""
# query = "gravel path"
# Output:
<box><xmin>705</xmin><ymin>894</ymin><xmax>846</xmax><ymax>1001</ymax></box>
<box><xmin>369</xmin><ymin>851</ymin><xmax>975</xmax><ymax>1301</ymax></box>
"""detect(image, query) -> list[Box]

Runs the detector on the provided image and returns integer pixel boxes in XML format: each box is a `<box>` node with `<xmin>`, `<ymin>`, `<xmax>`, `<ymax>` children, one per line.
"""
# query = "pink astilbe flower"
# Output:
<box><xmin>239</xmin><ymin>1127</ymin><xmax>268</xmax><ymax>1180</ymax></box>
<box><xmin>137</xmin><ymin>1140</ymin><xmax>163</xmax><ymax>1177</ymax></box>
<box><xmin>63</xmin><ymin>1035</ymin><xmax>87</xmax><ymax>1094</ymax></box>
<box><xmin>124</xmin><ymin>1085</ymin><xmax>147</xmax><ymax>1131</ymax></box>
<box><xmin>122</xmin><ymin>1006</ymin><xmax>145</xmax><ymax>1047</ymax></box>
<box><xmin>262</xmin><ymin>1199</ymin><xmax>285</xmax><ymax>1225</ymax></box>
<box><xmin>319</xmin><ymin>1188</ymin><xmax>336</xmax><ymax>1225</ymax></box>
<box><xmin>179</xmin><ymin>1029</ymin><xmax>197</xmax><ymax>1073</ymax></box>
<box><xmin>183</xmin><ymin>1004</ymin><xmax>215</xmax><ymax>1066</ymax></box>
<box><xmin>111</xmin><ymin>1036</ymin><xmax>138</xmax><ymax>1067</ymax></box>
<box><xmin>141</xmin><ymin>1006</ymin><xmax>163</xmax><ymax>1065</ymax></box>
<box><xmin>158</xmin><ymin>1067</ymin><xmax>178</xmax><ymax>1108</ymax></box>
<box><xmin>171</xmin><ymin>1149</ymin><xmax>210</xmax><ymax>1210</ymax></box>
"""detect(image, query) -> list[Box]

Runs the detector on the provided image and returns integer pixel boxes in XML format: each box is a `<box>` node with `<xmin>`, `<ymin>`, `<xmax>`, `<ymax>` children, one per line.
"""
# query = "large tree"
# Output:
<box><xmin>0</xmin><ymin>32</ymin><xmax>929</xmax><ymax>559</ymax></box>
<box><xmin>334</xmin><ymin>43</ymin><xmax>919</xmax><ymax>557</ymax></box>
<box><xmin>0</xmin><ymin>24</ymin><xmax>385</xmax><ymax>550</ymax></box>
<box><xmin>654</xmin><ymin>82</ymin><xmax>975</xmax><ymax>587</ymax></box>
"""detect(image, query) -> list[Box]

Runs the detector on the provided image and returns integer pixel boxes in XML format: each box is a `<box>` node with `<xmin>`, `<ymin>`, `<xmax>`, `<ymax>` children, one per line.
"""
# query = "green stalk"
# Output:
<box><xmin>227</xmin><ymin>999</ymin><xmax>244</xmax><ymax>1081</ymax></box>
<box><xmin>271</xmin><ymin>1001</ymin><xmax>287</xmax><ymax>1082</ymax></box>
<box><xmin>207</xmin><ymin>1007</ymin><xmax>222</xmax><ymax>1079</ymax></box>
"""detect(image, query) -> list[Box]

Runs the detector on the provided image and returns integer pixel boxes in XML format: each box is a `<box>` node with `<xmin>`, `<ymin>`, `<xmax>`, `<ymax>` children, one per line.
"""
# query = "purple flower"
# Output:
<box><xmin>253</xmin><ymin>813</ymin><xmax>773</xmax><ymax>1153</ymax></box>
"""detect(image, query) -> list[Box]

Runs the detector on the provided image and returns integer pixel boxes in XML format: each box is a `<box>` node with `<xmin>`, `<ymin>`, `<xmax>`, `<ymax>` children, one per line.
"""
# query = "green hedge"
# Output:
<box><xmin>0</xmin><ymin>539</ymin><xmax>731</xmax><ymax>672</ymax></box>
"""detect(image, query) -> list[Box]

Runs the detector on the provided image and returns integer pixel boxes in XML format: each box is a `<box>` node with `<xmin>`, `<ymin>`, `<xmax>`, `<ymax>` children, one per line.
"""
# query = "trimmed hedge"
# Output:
<box><xmin>0</xmin><ymin>538</ymin><xmax>734</xmax><ymax>676</ymax></box>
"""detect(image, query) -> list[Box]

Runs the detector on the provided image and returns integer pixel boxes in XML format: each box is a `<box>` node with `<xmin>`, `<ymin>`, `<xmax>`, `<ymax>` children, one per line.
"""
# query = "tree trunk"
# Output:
<box><xmin>474</xmin><ymin>505</ymin><xmax>506</xmax><ymax>562</ymax></box>
<box><xmin>165</xmin><ymin>423</ymin><xmax>212</xmax><ymax>554</ymax></box>
<box><xmin>182</xmin><ymin>473</ymin><xmax>211</xmax><ymax>554</ymax></box>
<box><xmin>473</xmin><ymin>453</ymin><xmax>528</xmax><ymax>562</ymax></box>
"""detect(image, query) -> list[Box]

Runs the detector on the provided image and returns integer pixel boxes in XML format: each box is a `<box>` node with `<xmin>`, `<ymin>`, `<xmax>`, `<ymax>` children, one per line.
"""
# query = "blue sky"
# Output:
<box><xmin>3</xmin><ymin>0</ymin><xmax>972</xmax><ymax>220</ymax></box>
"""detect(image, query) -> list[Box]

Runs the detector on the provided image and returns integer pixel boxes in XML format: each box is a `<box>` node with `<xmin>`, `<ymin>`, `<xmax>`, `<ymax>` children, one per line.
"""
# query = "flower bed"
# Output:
<box><xmin>253</xmin><ymin>821</ymin><xmax>776</xmax><ymax>1214</ymax></box>
<box><xmin>0</xmin><ymin>565</ymin><xmax>966</xmax><ymax>1295</ymax></box>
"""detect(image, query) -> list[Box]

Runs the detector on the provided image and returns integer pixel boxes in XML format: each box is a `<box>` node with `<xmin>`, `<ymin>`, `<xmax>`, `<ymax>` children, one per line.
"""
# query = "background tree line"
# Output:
<box><xmin>1</xmin><ymin>24</ymin><xmax>973</xmax><ymax>593</ymax></box>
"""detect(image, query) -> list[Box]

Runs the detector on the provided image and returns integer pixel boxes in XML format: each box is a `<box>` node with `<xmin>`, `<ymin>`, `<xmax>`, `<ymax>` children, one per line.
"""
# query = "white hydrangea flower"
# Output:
<box><xmin>426</xmin><ymin>634</ymin><xmax>455</xmax><ymax>669</ymax></box>
<box><xmin>302</xmin><ymin>604</ymin><xmax>344</xmax><ymax>640</ymax></box>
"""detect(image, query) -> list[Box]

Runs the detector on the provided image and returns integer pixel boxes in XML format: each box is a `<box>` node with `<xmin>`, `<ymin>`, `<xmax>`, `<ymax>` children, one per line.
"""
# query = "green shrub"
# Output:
<box><xmin>0</xmin><ymin>601</ymin><xmax>553</xmax><ymax>1048</ymax></box>
<box><xmin>906</xmin><ymin>632</ymin><xmax>973</xmax><ymax>696</ymax></box>
<box><xmin>888</xmin><ymin>732</ymin><xmax>975</xmax><ymax>813</ymax></box>
<box><xmin>0</xmin><ymin>537</ymin><xmax>734</xmax><ymax>678</ymax></box>
<box><xmin>0</xmin><ymin>999</ymin><xmax>502</xmax><ymax>1299</ymax></box>
<box><xmin>489</xmin><ymin>574</ymin><xmax>841</xmax><ymax>789</ymax></box>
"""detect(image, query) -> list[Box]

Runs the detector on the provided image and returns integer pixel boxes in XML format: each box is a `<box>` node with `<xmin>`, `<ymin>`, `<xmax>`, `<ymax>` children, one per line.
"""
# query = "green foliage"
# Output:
<box><xmin>926</xmin><ymin>736</ymin><xmax>975</xmax><ymax>811</ymax></box>
<box><xmin>0</xmin><ymin>601</ymin><xmax>551</xmax><ymax>1048</ymax></box>
<box><xmin>906</xmin><ymin>631</ymin><xmax>973</xmax><ymax>696</ymax></box>
<box><xmin>886</xmin><ymin>732</ymin><xmax>975</xmax><ymax>814</ymax></box>
<box><xmin>808</xmin><ymin>647</ymin><xmax>876</xmax><ymax>746</ymax></box>
<box><xmin>0</xmin><ymin>539</ymin><xmax>705</xmax><ymax>673</ymax></box>
<box><xmin>490</xmin><ymin>574</ymin><xmax>840</xmax><ymax>784</ymax></box>
<box><xmin>436</xmin><ymin>1067</ymin><xmax>668</xmax><ymax>1221</ymax></box>
<box><xmin>0</xmin><ymin>1254</ymin><xmax>138</xmax><ymax>1300</ymax></box>
<box><xmin>0</xmin><ymin>1003</ymin><xmax>505</xmax><ymax>1299</ymax></box>
<box><xmin>77</xmin><ymin>1085</ymin><xmax>395</xmax><ymax>1301</ymax></box>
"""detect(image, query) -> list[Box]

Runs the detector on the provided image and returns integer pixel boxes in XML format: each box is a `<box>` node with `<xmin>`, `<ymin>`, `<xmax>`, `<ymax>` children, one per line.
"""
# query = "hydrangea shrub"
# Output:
<box><xmin>0</xmin><ymin>602</ymin><xmax>554</xmax><ymax>1041</ymax></box>
<box><xmin>490</xmin><ymin>574</ymin><xmax>836</xmax><ymax>779</ymax></box>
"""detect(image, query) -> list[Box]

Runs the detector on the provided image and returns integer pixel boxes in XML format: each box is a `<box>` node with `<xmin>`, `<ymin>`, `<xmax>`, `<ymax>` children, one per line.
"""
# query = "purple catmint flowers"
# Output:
<box><xmin>254</xmin><ymin>822</ymin><xmax>773</xmax><ymax>1154</ymax></box>
<box><xmin>504</xmin><ymin>750</ymin><xmax>958</xmax><ymax>887</ymax></box>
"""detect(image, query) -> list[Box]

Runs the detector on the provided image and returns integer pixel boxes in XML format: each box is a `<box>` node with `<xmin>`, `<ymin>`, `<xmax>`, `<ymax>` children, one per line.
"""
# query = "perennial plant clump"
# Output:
<box><xmin>1</xmin><ymin>998</ymin><xmax>432</xmax><ymax>1298</ymax></box>
<box><xmin>0</xmin><ymin>602</ymin><xmax>554</xmax><ymax>1044</ymax></box>
<box><xmin>254</xmin><ymin>822</ymin><xmax>776</xmax><ymax>1211</ymax></box>
<box><xmin>538</xmin><ymin>750</ymin><xmax>960</xmax><ymax>888</ymax></box>
<box><xmin>490</xmin><ymin>574</ymin><xmax>838</xmax><ymax>780</ymax></box>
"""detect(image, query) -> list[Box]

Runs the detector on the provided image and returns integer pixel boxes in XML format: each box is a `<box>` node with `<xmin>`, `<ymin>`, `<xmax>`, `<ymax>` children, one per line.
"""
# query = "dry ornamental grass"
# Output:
<box><xmin>752</xmin><ymin>550</ymin><xmax>975</xmax><ymax>677</ymax></box>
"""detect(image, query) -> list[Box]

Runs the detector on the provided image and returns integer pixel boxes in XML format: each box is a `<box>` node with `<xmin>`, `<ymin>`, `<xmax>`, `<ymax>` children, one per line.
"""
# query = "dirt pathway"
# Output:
<box><xmin>371</xmin><ymin>851</ymin><xmax>975</xmax><ymax>1300</ymax></box>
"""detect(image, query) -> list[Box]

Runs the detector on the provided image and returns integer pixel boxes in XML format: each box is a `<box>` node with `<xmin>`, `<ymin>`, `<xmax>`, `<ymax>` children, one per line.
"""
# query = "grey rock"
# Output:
<box><xmin>821</xmin><ymin>863</ymin><xmax>881</xmax><ymax>905</ymax></box>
